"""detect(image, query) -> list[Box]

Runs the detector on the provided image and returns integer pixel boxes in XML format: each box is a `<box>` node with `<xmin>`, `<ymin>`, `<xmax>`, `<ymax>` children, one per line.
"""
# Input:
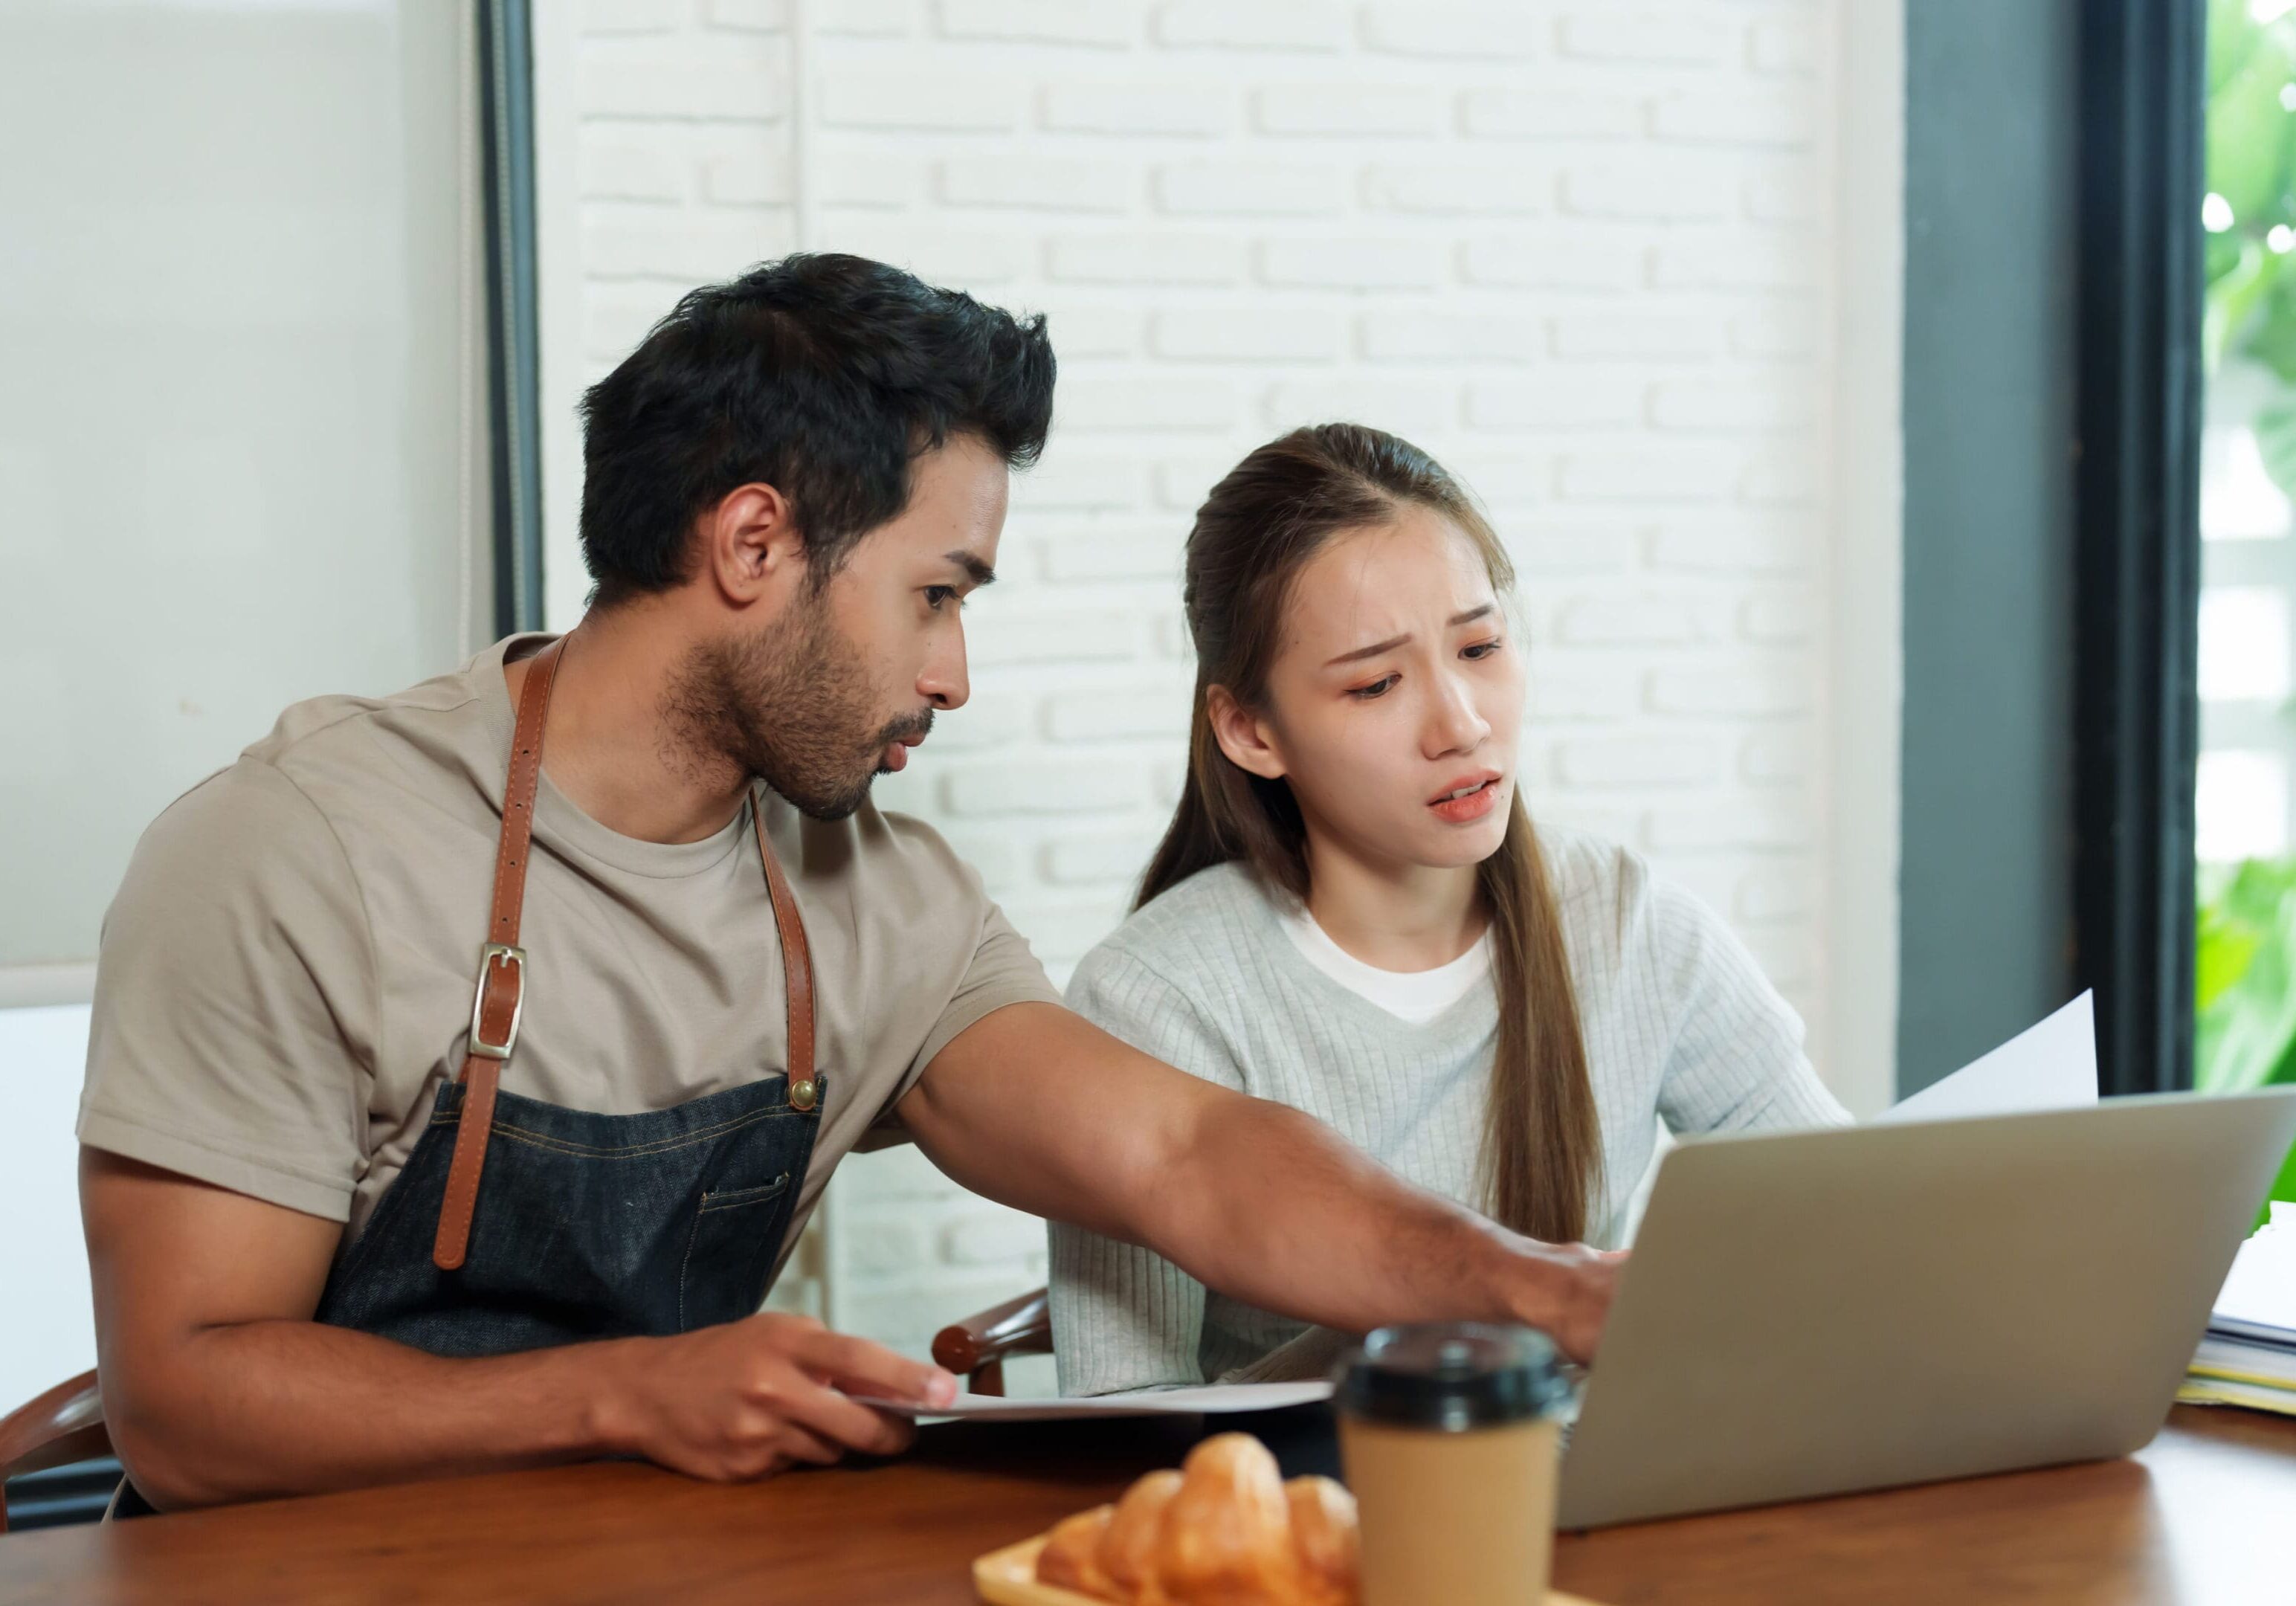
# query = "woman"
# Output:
<box><xmin>1049</xmin><ymin>423</ymin><xmax>1850</xmax><ymax>1396</ymax></box>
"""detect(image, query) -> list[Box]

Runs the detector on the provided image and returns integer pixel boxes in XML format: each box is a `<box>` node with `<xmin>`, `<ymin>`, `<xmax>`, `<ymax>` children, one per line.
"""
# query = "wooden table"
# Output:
<box><xmin>1</xmin><ymin>1405</ymin><xmax>2290</xmax><ymax>1604</ymax></box>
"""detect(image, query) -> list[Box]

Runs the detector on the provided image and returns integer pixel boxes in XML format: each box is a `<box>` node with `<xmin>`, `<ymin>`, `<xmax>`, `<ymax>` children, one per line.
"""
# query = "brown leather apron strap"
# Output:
<box><xmin>753</xmin><ymin>803</ymin><xmax>819</xmax><ymax>1114</ymax></box>
<box><xmin>430</xmin><ymin>637</ymin><xmax>822</xmax><ymax>1272</ymax></box>
<box><xmin>433</xmin><ymin>637</ymin><xmax>564</xmax><ymax>1271</ymax></box>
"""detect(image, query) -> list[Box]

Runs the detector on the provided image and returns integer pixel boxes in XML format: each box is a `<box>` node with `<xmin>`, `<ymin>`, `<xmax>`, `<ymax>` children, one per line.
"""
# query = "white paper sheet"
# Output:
<box><xmin>1872</xmin><ymin>991</ymin><xmax>2099</xmax><ymax>1125</ymax></box>
<box><xmin>876</xmin><ymin>1381</ymin><xmax>1335</xmax><ymax>1423</ymax></box>
<box><xmin>2213</xmin><ymin>1201</ymin><xmax>2296</xmax><ymax>1341</ymax></box>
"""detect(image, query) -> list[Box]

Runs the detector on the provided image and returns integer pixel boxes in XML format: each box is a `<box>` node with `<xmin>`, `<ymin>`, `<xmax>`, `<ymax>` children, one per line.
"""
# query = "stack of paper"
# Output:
<box><xmin>2181</xmin><ymin>1201</ymin><xmax>2296</xmax><ymax>1416</ymax></box>
<box><xmin>877</xmin><ymin>1381</ymin><xmax>1334</xmax><ymax>1422</ymax></box>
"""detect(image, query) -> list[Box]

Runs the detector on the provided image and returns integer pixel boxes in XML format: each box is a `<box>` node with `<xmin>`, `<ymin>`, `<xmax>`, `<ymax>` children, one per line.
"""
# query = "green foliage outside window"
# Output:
<box><xmin>2206</xmin><ymin>0</ymin><xmax>2296</xmax><ymax>474</ymax></box>
<box><xmin>2200</xmin><ymin>1</ymin><xmax>2296</xmax><ymax>1216</ymax></box>
<box><xmin>2196</xmin><ymin>862</ymin><xmax>2296</xmax><ymax>1216</ymax></box>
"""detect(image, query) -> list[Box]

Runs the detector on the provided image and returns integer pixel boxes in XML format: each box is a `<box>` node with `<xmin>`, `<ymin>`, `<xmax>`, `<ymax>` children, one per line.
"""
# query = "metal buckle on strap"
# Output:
<box><xmin>467</xmin><ymin>943</ymin><xmax>526</xmax><ymax>1060</ymax></box>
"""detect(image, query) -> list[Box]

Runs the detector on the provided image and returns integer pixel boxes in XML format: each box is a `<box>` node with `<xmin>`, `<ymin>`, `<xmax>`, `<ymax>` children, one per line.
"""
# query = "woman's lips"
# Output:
<box><xmin>1429</xmin><ymin>777</ymin><xmax>1500</xmax><ymax>824</ymax></box>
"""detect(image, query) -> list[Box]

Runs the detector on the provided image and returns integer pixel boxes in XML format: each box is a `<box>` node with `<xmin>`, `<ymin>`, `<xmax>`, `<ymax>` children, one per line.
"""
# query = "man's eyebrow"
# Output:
<box><xmin>945</xmin><ymin>549</ymin><xmax>996</xmax><ymax>586</ymax></box>
<box><xmin>1323</xmin><ymin>606</ymin><xmax>1497</xmax><ymax>668</ymax></box>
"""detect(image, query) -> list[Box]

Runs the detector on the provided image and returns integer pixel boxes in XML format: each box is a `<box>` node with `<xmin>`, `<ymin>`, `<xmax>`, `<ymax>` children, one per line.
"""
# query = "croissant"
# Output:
<box><xmin>1156</xmin><ymin>1435</ymin><xmax>1302</xmax><ymax>1606</ymax></box>
<box><xmin>1038</xmin><ymin>1503</ymin><xmax>1118</xmax><ymax>1599</ymax></box>
<box><xmin>1283</xmin><ymin>1477</ymin><xmax>1359</xmax><ymax>1606</ymax></box>
<box><xmin>1100</xmin><ymin>1467</ymin><xmax>1184</xmax><ymax>1605</ymax></box>
<box><xmin>1034</xmin><ymin>1436</ymin><xmax>1362</xmax><ymax>1606</ymax></box>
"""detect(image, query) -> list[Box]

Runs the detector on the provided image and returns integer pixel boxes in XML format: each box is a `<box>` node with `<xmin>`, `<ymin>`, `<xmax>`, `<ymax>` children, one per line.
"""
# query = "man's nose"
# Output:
<box><xmin>920</xmin><ymin>633</ymin><xmax>970</xmax><ymax>712</ymax></box>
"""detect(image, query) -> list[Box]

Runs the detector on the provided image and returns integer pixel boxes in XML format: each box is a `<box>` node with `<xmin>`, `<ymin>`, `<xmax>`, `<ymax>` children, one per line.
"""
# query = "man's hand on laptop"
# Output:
<box><xmin>594</xmin><ymin>1313</ymin><xmax>959</xmax><ymax>1481</ymax></box>
<box><xmin>1536</xmin><ymin>1245</ymin><xmax>1629</xmax><ymax>1367</ymax></box>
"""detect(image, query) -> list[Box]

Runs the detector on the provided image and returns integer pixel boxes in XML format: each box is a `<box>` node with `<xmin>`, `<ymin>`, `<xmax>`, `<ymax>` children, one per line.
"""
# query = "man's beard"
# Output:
<box><xmin>665</xmin><ymin>605</ymin><xmax>932</xmax><ymax>822</ymax></box>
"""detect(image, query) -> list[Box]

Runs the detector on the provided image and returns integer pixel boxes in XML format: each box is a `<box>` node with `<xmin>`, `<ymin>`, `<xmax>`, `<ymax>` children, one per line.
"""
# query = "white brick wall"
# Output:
<box><xmin>535</xmin><ymin>0</ymin><xmax>1880</xmax><ymax>1381</ymax></box>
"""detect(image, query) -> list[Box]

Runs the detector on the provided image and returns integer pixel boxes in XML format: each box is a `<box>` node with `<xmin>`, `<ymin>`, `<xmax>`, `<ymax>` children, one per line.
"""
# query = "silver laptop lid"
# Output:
<box><xmin>1558</xmin><ymin>1086</ymin><xmax>2296</xmax><ymax>1529</ymax></box>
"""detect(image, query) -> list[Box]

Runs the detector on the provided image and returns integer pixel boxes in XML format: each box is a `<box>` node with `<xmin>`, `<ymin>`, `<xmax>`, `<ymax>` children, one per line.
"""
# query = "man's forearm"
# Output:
<box><xmin>908</xmin><ymin>1004</ymin><xmax>1619</xmax><ymax>1358</ymax></box>
<box><xmin>109</xmin><ymin>1318</ymin><xmax>642</xmax><ymax>1510</ymax></box>
<box><xmin>1137</xmin><ymin>1094</ymin><xmax>1602</xmax><ymax>1347</ymax></box>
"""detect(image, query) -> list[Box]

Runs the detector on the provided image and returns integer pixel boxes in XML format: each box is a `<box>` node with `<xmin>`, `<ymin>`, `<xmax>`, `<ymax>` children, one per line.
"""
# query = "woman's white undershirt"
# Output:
<box><xmin>1277</xmin><ymin>906</ymin><xmax>1494</xmax><ymax>1025</ymax></box>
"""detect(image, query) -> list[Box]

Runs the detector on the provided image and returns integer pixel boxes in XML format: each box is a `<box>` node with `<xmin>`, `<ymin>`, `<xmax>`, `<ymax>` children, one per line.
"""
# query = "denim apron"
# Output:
<box><xmin>112</xmin><ymin>636</ymin><xmax>822</xmax><ymax>1516</ymax></box>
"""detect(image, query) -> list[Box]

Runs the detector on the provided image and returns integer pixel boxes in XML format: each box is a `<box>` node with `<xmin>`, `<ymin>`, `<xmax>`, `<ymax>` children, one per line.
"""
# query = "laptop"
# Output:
<box><xmin>1556</xmin><ymin>1085</ymin><xmax>2296</xmax><ymax>1529</ymax></box>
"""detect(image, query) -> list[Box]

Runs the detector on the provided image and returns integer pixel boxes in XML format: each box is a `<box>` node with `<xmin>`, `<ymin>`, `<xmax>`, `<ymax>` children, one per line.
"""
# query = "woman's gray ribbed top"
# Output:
<box><xmin>1048</xmin><ymin>825</ymin><xmax>1851</xmax><ymax>1396</ymax></box>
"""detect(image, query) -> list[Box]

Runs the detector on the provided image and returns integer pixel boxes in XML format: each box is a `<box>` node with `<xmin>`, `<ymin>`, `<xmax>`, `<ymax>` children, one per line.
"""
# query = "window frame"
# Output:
<box><xmin>482</xmin><ymin>0</ymin><xmax>545</xmax><ymax>636</ymax></box>
<box><xmin>2069</xmin><ymin>0</ymin><xmax>2206</xmax><ymax>1097</ymax></box>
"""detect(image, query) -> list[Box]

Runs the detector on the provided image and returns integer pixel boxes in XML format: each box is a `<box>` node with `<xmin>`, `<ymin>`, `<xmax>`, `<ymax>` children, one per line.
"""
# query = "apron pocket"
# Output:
<box><xmin>677</xmin><ymin>1170</ymin><xmax>794</xmax><ymax>1332</ymax></box>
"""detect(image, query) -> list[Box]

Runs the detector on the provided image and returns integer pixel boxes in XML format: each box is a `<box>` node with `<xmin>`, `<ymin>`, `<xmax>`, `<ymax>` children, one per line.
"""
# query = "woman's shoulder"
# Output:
<box><xmin>1532</xmin><ymin>819</ymin><xmax>1653</xmax><ymax>922</ymax></box>
<box><xmin>1064</xmin><ymin>862</ymin><xmax>1289</xmax><ymax>1077</ymax></box>
<box><xmin>1085</xmin><ymin>861</ymin><xmax>1280</xmax><ymax>973</ymax></box>
<box><xmin>1533</xmin><ymin>819</ymin><xmax>1749</xmax><ymax>1000</ymax></box>
<box><xmin>1532</xmin><ymin>819</ymin><xmax>1723</xmax><ymax>961</ymax></box>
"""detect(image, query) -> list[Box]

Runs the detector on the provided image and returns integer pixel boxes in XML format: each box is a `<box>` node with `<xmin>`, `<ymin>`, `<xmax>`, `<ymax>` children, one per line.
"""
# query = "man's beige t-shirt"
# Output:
<box><xmin>77</xmin><ymin>634</ymin><xmax>1059</xmax><ymax>1282</ymax></box>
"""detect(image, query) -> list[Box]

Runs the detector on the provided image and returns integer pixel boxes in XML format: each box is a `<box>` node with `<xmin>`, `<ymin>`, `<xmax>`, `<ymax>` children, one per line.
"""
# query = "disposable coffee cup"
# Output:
<box><xmin>1335</xmin><ymin>1322</ymin><xmax>1573</xmax><ymax>1606</ymax></box>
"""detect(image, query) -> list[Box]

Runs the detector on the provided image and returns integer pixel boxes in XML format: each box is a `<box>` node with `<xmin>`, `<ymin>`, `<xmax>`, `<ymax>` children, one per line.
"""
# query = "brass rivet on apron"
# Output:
<box><xmin>790</xmin><ymin>1078</ymin><xmax>818</xmax><ymax>1112</ymax></box>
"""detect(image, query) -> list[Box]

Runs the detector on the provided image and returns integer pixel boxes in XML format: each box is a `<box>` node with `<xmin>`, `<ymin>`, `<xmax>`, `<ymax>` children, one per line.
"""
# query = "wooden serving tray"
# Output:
<box><xmin>973</xmin><ymin>1534</ymin><xmax>1606</xmax><ymax>1606</ymax></box>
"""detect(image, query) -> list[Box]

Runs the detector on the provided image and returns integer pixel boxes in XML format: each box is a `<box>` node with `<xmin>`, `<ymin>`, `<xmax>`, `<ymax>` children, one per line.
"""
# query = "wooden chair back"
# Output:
<box><xmin>0</xmin><ymin>1370</ymin><xmax>109</xmax><ymax>1535</ymax></box>
<box><xmin>929</xmin><ymin>1288</ymin><xmax>1051</xmax><ymax>1397</ymax></box>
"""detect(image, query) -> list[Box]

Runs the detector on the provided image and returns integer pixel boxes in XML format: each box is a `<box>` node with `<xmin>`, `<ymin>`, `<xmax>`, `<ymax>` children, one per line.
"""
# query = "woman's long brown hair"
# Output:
<box><xmin>1138</xmin><ymin>423</ymin><xmax>1603</xmax><ymax>1245</ymax></box>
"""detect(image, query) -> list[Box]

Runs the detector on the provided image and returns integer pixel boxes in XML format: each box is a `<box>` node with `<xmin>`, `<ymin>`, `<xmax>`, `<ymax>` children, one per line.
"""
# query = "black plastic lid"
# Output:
<box><xmin>1334</xmin><ymin>1322</ymin><xmax>1572</xmax><ymax>1431</ymax></box>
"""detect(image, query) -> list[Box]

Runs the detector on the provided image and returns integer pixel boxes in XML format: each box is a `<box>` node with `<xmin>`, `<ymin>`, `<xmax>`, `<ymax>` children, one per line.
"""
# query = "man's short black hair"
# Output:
<box><xmin>577</xmin><ymin>253</ymin><xmax>1056</xmax><ymax>607</ymax></box>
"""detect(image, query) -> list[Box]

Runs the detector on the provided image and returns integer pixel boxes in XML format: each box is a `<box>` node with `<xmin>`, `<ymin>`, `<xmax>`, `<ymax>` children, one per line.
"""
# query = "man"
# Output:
<box><xmin>77</xmin><ymin>254</ymin><xmax>1620</xmax><ymax>1512</ymax></box>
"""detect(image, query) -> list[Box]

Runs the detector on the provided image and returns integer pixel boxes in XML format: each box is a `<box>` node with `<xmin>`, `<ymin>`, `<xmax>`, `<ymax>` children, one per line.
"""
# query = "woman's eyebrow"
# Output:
<box><xmin>1323</xmin><ymin>605</ymin><xmax>1497</xmax><ymax>668</ymax></box>
<box><xmin>1326</xmin><ymin>633</ymin><xmax>1409</xmax><ymax>667</ymax></box>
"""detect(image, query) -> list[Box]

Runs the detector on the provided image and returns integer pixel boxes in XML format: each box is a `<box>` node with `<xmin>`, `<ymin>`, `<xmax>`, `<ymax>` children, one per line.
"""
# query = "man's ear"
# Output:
<box><xmin>1207</xmin><ymin>685</ymin><xmax>1287</xmax><ymax>781</ymax></box>
<box><xmin>703</xmin><ymin>483</ymin><xmax>806</xmax><ymax>606</ymax></box>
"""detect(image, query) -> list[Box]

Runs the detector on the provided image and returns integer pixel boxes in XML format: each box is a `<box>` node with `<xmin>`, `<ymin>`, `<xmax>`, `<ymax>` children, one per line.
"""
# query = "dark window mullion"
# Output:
<box><xmin>2070</xmin><ymin>0</ymin><xmax>2207</xmax><ymax>1096</ymax></box>
<box><xmin>480</xmin><ymin>0</ymin><xmax>544</xmax><ymax>636</ymax></box>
